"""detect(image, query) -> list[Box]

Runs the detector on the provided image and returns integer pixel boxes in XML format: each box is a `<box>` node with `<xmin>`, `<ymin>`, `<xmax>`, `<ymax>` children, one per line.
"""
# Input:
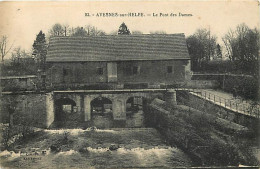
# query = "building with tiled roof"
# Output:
<box><xmin>45</xmin><ymin>34</ymin><xmax>191</xmax><ymax>89</ymax></box>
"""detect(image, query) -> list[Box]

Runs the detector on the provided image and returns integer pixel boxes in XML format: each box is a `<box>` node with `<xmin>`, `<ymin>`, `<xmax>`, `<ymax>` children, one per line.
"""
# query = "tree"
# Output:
<box><xmin>186</xmin><ymin>36</ymin><xmax>201</xmax><ymax>71</ymax></box>
<box><xmin>11</xmin><ymin>47</ymin><xmax>32</xmax><ymax>64</ymax></box>
<box><xmin>8</xmin><ymin>47</ymin><xmax>36</xmax><ymax>75</ymax></box>
<box><xmin>33</xmin><ymin>31</ymin><xmax>47</xmax><ymax>71</ymax></box>
<box><xmin>11</xmin><ymin>47</ymin><xmax>22</xmax><ymax>64</ymax></box>
<box><xmin>222</xmin><ymin>23</ymin><xmax>259</xmax><ymax>75</ymax></box>
<box><xmin>186</xmin><ymin>28</ymin><xmax>217</xmax><ymax>71</ymax></box>
<box><xmin>63</xmin><ymin>24</ymin><xmax>70</xmax><ymax>36</ymax></box>
<box><xmin>71</xmin><ymin>26</ymin><xmax>106</xmax><ymax>37</ymax></box>
<box><xmin>49</xmin><ymin>23</ymin><xmax>65</xmax><ymax>37</ymax></box>
<box><xmin>0</xmin><ymin>36</ymin><xmax>13</xmax><ymax>62</ymax></box>
<box><xmin>118</xmin><ymin>22</ymin><xmax>131</xmax><ymax>35</ymax></box>
<box><xmin>216</xmin><ymin>44</ymin><xmax>222</xmax><ymax>59</ymax></box>
<box><xmin>85</xmin><ymin>25</ymin><xmax>106</xmax><ymax>36</ymax></box>
<box><xmin>71</xmin><ymin>27</ymin><xmax>88</xmax><ymax>37</ymax></box>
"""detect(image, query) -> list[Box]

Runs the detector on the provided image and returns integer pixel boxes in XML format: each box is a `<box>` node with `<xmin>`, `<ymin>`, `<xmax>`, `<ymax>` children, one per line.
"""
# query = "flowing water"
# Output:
<box><xmin>0</xmin><ymin>128</ymin><xmax>192</xmax><ymax>168</ymax></box>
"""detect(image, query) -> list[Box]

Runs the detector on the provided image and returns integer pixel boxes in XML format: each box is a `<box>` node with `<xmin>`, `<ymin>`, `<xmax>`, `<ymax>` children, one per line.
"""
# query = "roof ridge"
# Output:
<box><xmin>49</xmin><ymin>33</ymin><xmax>185</xmax><ymax>40</ymax></box>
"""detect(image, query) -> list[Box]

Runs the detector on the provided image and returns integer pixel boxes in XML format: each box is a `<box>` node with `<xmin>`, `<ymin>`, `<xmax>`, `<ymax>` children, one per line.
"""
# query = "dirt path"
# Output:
<box><xmin>190</xmin><ymin>89</ymin><xmax>260</xmax><ymax>118</ymax></box>
<box><xmin>0</xmin><ymin>128</ymin><xmax>191</xmax><ymax>168</ymax></box>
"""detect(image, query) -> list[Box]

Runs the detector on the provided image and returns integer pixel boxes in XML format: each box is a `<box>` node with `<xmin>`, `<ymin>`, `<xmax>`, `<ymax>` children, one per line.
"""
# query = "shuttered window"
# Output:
<box><xmin>167</xmin><ymin>66</ymin><xmax>173</xmax><ymax>73</ymax></box>
<box><xmin>97</xmin><ymin>67</ymin><xmax>103</xmax><ymax>75</ymax></box>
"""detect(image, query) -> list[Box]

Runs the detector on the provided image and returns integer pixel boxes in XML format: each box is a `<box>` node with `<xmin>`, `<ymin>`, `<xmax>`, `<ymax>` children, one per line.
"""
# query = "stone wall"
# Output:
<box><xmin>46</xmin><ymin>93</ymin><xmax>55</xmax><ymax>127</ymax></box>
<box><xmin>0</xmin><ymin>93</ymin><xmax>54</xmax><ymax>128</ymax></box>
<box><xmin>1</xmin><ymin>76</ymin><xmax>37</xmax><ymax>92</ymax></box>
<box><xmin>177</xmin><ymin>91</ymin><xmax>259</xmax><ymax>129</ymax></box>
<box><xmin>46</xmin><ymin>60</ymin><xmax>190</xmax><ymax>89</ymax></box>
<box><xmin>185</xmin><ymin>80</ymin><xmax>219</xmax><ymax>89</ymax></box>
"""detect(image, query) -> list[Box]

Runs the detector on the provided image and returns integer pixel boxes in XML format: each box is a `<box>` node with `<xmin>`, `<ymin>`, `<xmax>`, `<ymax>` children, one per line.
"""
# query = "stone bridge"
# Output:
<box><xmin>50</xmin><ymin>89</ymin><xmax>177</xmax><ymax>128</ymax></box>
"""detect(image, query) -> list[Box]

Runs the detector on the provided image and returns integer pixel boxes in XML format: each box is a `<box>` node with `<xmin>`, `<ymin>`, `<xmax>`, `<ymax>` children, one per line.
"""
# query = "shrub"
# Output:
<box><xmin>147</xmin><ymin>98</ymin><xmax>258</xmax><ymax>166</ymax></box>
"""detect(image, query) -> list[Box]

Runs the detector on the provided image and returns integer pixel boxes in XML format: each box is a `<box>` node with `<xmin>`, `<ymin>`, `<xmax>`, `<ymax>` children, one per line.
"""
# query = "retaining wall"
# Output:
<box><xmin>0</xmin><ymin>93</ymin><xmax>54</xmax><ymax>128</ymax></box>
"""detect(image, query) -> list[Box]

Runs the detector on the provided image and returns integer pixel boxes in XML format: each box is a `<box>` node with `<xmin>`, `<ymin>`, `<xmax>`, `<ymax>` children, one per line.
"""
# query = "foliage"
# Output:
<box><xmin>0</xmin><ymin>124</ymin><xmax>36</xmax><ymax>150</ymax></box>
<box><xmin>85</xmin><ymin>25</ymin><xmax>106</xmax><ymax>36</ymax></box>
<box><xmin>32</xmin><ymin>31</ymin><xmax>47</xmax><ymax>71</ymax></box>
<box><xmin>186</xmin><ymin>28</ymin><xmax>218</xmax><ymax>71</ymax></box>
<box><xmin>71</xmin><ymin>25</ymin><xmax>106</xmax><ymax>37</ymax></box>
<box><xmin>1</xmin><ymin>47</ymin><xmax>37</xmax><ymax>75</ymax></box>
<box><xmin>222</xmin><ymin>23</ymin><xmax>259</xmax><ymax>76</ymax></box>
<box><xmin>146</xmin><ymin>98</ymin><xmax>259</xmax><ymax>166</ymax></box>
<box><xmin>49</xmin><ymin>23</ymin><xmax>65</xmax><ymax>37</ymax></box>
<box><xmin>0</xmin><ymin>35</ymin><xmax>13</xmax><ymax>62</ymax></box>
<box><xmin>118</xmin><ymin>22</ymin><xmax>131</xmax><ymax>35</ymax></box>
<box><xmin>200</xmin><ymin>60</ymin><xmax>233</xmax><ymax>73</ymax></box>
<box><xmin>71</xmin><ymin>27</ymin><xmax>88</xmax><ymax>37</ymax></box>
<box><xmin>216</xmin><ymin>44</ymin><xmax>222</xmax><ymax>59</ymax></box>
<box><xmin>223</xmin><ymin>75</ymin><xmax>258</xmax><ymax>100</ymax></box>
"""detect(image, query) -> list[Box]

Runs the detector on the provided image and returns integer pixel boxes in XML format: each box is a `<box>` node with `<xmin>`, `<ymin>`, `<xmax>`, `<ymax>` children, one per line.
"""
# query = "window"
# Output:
<box><xmin>63</xmin><ymin>68</ymin><xmax>69</xmax><ymax>76</ymax></box>
<box><xmin>167</xmin><ymin>66</ymin><xmax>173</xmax><ymax>73</ymax></box>
<box><xmin>124</xmin><ymin>64</ymin><xmax>132</xmax><ymax>75</ymax></box>
<box><xmin>97</xmin><ymin>67</ymin><xmax>103</xmax><ymax>75</ymax></box>
<box><xmin>133</xmin><ymin>66</ymin><xmax>140</xmax><ymax>75</ymax></box>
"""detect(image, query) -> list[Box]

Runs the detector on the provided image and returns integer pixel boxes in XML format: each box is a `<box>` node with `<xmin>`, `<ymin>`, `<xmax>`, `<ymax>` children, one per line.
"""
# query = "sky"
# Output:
<box><xmin>0</xmin><ymin>0</ymin><xmax>259</xmax><ymax>59</ymax></box>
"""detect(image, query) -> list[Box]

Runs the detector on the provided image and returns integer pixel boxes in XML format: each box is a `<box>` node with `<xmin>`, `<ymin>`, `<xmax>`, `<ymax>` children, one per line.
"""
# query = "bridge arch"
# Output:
<box><xmin>125</xmin><ymin>96</ymin><xmax>148</xmax><ymax>128</ymax></box>
<box><xmin>90</xmin><ymin>97</ymin><xmax>113</xmax><ymax>128</ymax></box>
<box><xmin>54</xmin><ymin>98</ymin><xmax>76</xmax><ymax>122</ymax></box>
<box><xmin>90</xmin><ymin>97</ymin><xmax>113</xmax><ymax>115</ymax></box>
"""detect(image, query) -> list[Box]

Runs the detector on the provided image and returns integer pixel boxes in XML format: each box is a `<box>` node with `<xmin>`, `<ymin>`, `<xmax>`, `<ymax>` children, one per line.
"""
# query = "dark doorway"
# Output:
<box><xmin>90</xmin><ymin>97</ymin><xmax>113</xmax><ymax>128</ymax></box>
<box><xmin>126</xmin><ymin>97</ymin><xmax>147</xmax><ymax>128</ymax></box>
<box><xmin>54</xmin><ymin>98</ymin><xmax>76</xmax><ymax>122</ymax></box>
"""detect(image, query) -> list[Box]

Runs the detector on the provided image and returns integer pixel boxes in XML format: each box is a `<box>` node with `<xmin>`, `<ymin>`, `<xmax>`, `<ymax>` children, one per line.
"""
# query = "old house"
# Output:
<box><xmin>42</xmin><ymin>34</ymin><xmax>191</xmax><ymax>128</ymax></box>
<box><xmin>45</xmin><ymin>34</ymin><xmax>191</xmax><ymax>90</ymax></box>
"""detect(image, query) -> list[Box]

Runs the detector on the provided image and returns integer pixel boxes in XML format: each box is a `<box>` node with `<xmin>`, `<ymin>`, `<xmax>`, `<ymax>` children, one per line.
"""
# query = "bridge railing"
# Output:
<box><xmin>188</xmin><ymin>89</ymin><xmax>260</xmax><ymax>118</ymax></box>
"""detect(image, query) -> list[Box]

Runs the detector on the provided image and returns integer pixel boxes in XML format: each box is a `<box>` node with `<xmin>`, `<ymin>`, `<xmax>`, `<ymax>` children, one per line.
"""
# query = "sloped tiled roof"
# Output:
<box><xmin>46</xmin><ymin>34</ymin><xmax>190</xmax><ymax>62</ymax></box>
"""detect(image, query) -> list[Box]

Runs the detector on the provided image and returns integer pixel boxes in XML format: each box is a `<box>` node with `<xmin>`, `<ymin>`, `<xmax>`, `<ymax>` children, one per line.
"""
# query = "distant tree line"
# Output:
<box><xmin>48</xmin><ymin>22</ymin><xmax>132</xmax><ymax>38</ymax></box>
<box><xmin>47</xmin><ymin>22</ymin><xmax>171</xmax><ymax>38</ymax></box>
<box><xmin>187</xmin><ymin>23</ymin><xmax>259</xmax><ymax>76</ymax></box>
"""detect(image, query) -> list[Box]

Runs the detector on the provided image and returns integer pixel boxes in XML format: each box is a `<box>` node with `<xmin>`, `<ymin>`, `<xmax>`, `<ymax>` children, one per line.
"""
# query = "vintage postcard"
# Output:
<box><xmin>0</xmin><ymin>0</ymin><xmax>259</xmax><ymax>168</ymax></box>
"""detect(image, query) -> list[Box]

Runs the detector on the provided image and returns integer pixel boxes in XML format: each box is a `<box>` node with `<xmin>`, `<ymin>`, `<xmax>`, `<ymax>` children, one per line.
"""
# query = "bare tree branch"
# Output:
<box><xmin>0</xmin><ymin>36</ymin><xmax>14</xmax><ymax>62</ymax></box>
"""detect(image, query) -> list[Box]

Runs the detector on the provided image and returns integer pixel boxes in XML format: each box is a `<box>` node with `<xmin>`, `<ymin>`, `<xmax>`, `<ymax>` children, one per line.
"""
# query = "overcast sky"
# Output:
<box><xmin>0</xmin><ymin>1</ymin><xmax>259</xmax><ymax>59</ymax></box>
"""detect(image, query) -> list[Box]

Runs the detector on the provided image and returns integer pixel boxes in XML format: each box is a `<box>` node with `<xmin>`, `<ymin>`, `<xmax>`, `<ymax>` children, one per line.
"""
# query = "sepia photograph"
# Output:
<box><xmin>0</xmin><ymin>0</ymin><xmax>259</xmax><ymax>168</ymax></box>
